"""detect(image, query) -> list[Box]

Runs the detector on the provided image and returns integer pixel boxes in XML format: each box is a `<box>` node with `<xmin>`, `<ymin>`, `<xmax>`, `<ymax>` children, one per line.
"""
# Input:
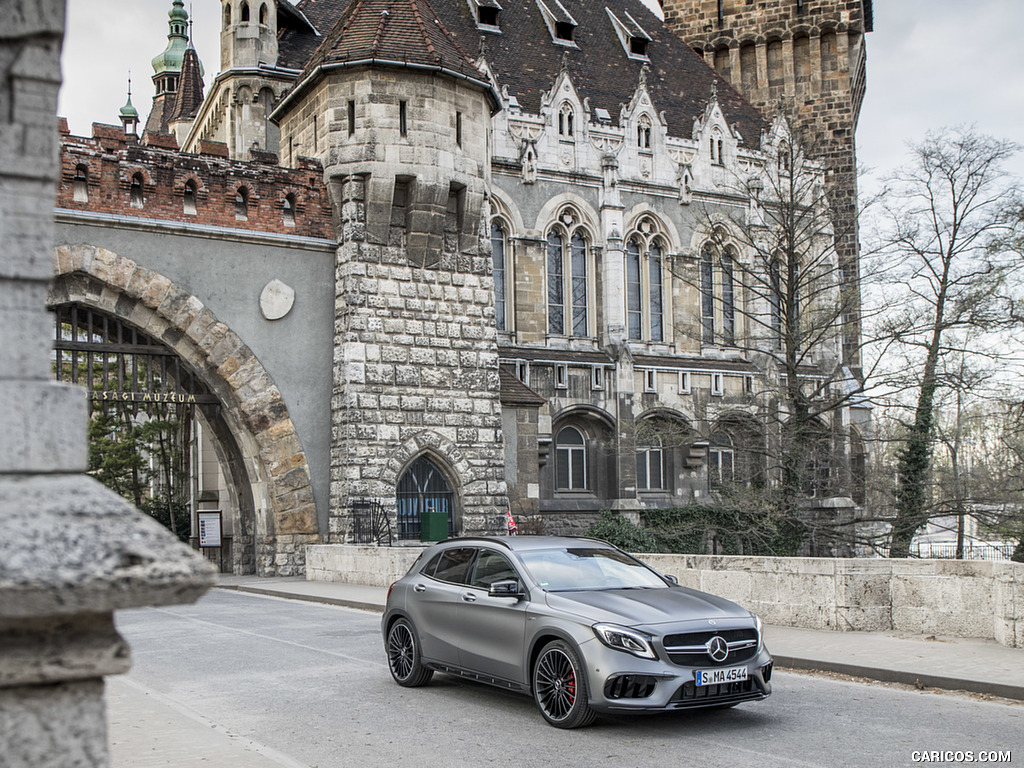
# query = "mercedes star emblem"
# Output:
<box><xmin>706</xmin><ymin>635</ymin><xmax>729</xmax><ymax>663</ymax></box>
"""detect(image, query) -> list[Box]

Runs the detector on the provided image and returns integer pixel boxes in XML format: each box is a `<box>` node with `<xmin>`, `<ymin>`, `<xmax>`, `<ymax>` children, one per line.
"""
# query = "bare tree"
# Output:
<box><xmin>871</xmin><ymin>126</ymin><xmax>1021</xmax><ymax>558</ymax></box>
<box><xmin>674</xmin><ymin>116</ymin><xmax>878</xmax><ymax>554</ymax></box>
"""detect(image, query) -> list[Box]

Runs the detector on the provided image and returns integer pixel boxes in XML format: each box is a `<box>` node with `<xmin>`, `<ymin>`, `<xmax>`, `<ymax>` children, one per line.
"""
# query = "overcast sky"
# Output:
<box><xmin>57</xmin><ymin>0</ymin><xmax>1024</xmax><ymax>190</ymax></box>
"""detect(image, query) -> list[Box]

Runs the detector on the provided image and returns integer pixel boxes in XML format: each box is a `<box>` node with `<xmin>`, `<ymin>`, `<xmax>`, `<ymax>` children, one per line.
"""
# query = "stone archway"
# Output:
<box><xmin>50</xmin><ymin>244</ymin><xmax>319</xmax><ymax>575</ymax></box>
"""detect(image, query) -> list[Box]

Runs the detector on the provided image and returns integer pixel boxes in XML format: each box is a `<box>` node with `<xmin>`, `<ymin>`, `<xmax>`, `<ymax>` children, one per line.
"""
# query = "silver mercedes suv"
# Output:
<box><xmin>382</xmin><ymin>536</ymin><xmax>773</xmax><ymax>728</ymax></box>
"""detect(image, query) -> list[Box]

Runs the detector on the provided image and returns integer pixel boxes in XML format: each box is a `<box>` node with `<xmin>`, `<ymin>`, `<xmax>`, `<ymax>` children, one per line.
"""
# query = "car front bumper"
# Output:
<box><xmin>579</xmin><ymin>639</ymin><xmax>774</xmax><ymax>713</ymax></box>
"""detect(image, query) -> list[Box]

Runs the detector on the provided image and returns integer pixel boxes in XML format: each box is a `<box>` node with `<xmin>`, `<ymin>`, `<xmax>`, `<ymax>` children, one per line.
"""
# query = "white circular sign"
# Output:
<box><xmin>260</xmin><ymin>279</ymin><xmax>295</xmax><ymax>320</ymax></box>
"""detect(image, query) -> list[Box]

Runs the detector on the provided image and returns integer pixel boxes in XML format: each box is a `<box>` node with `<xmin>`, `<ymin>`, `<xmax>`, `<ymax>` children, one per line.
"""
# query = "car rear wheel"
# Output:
<box><xmin>386</xmin><ymin>618</ymin><xmax>433</xmax><ymax>687</ymax></box>
<box><xmin>532</xmin><ymin>640</ymin><xmax>596</xmax><ymax>728</ymax></box>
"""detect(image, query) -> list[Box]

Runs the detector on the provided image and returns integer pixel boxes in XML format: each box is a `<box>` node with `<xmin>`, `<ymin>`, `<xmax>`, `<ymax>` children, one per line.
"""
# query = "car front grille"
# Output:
<box><xmin>662</xmin><ymin>628</ymin><xmax>759</xmax><ymax>667</ymax></box>
<box><xmin>670</xmin><ymin>678</ymin><xmax>766</xmax><ymax>709</ymax></box>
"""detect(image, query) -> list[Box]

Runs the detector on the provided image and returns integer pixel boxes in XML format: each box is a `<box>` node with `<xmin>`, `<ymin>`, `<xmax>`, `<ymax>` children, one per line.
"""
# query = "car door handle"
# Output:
<box><xmin>461</xmin><ymin>592</ymin><xmax>477</xmax><ymax>603</ymax></box>
<box><xmin>414</xmin><ymin>584</ymin><xmax>427</xmax><ymax>593</ymax></box>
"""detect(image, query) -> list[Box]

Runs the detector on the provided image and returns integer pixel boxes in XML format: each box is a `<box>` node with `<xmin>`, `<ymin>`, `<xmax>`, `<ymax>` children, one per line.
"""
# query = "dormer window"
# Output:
<box><xmin>608</xmin><ymin>8</ymin><xmax>651</xmax><ymax>60</ymax></box>
<box><xmin>469</xmin><ymin>0</ymin><xmax>502</xmax><ymax>30</ymax></box>
<box><xmin>537</xmin><ymin>0</ymin><xmax>578</xmax><ymax>47</ymax></box>
<box><xmin>637</xmin><ymin>115</ymin><xmax>652</xmax><ymax>149</ymax></box>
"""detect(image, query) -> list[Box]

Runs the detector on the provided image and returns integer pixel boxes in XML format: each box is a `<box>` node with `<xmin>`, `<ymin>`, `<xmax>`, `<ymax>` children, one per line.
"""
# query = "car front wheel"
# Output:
<box><xmin>386</xmin><ymin>618</ymin><xmax>433</xmax><ymax>687</ymax></box>
<box><xmin>532</xmin><ymin>640</ymin><xmax>596</xmax><ymax>728</ymax></box>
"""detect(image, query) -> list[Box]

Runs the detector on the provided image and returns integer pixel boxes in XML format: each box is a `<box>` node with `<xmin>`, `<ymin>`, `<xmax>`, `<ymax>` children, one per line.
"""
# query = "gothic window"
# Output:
<box><xmin>183</xmin><ymin>180</ymin><xmax>197</xmax><ymax>215</ymax></box>
<box><xmin>555</xmin><ymin>426</ymin><xmax>587</xmax><ymax>490</ymax></box>
<box><xmin>259</xmin><ymin>2</ymin><xmax>268</xmax><ymax>25</ymax></box>
<box><xmin>637</xmin><ymin>115</ymin><xmax>652</xmax><ymax>149</ymax></box>
<box><xmin>722</xmin><ymin>248</ymin><xmax>735</xmax><ymax>345</ymax></box>
<box><xmin>624</xmin><ymin>218</ymin><xmax>666</xmax><ymax>343</ymax></box>
<box><xmin>778</xmin><ymin>142</ymin><xmax>792</xmax><ymax>174</ymax></box>
<box><xmin>546</xmin><ymin>213</ymin><xmax>590</xmax><ymax>337</ymax></box>
<box><xmin>710</xmin><ymin>131</ymin><xmax>725</xmax><ymax>165</ymax></box>
<box><xmin>558</xmin><ymin>103</ymin><xmax>575</xmax><ymax>138</ymax></box>
<box><xmin>283</xmin><ymin>193</ymin><xmax>296</xmax><ymax>227</ymax></box>
<box><xmin>491</xmin><ymin>219</ymin><xmax>509</xmax><ymax>332</ymax></box>
<box><xmin>73</xmin><ymin>164</ymin><xmax>88</xmax><ymax>203</ymax></box>
<box><xmin>235</xmin><ymin>186</ymin><xmax>249</xmax><ymax>221</ymax></box>
<box><xmin>700</xmin><ymin>245</ymin><xmax>715</xmax><ymax>344</ymax></box>
<box><xmin>700</xmin><ymin>238</ymin><xmax>740</xmax><ymax>347</ymax></box>
<box><xmin>129</xmin><ymin>172</ymin><xmax>144</xmax><ymax>209</ymax></box>
<box><xmin>240</xmin><ymin>2</ymin><xmax>250</xmax><ymax>22</ymax></box>
<box><xmin>769</xmin><ymin>257</ymin><xmax>782</xmax><ymax>347</ymax></box>
<box><xmin>224</xmin><ymin>3</ymin><xmax>231</xmax><ymax>29</ymax></box>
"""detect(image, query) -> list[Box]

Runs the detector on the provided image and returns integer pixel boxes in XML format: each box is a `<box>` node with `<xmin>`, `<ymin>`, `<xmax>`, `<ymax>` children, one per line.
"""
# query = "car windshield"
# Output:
<box><xmin>518</xmin><ymin>547</ymin><xmax>667</xmax><ymax>591</ymax></box>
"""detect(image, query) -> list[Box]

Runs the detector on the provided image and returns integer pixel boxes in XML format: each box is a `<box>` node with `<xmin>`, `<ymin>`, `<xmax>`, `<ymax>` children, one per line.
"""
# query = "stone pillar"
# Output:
<box><xmin>0</xmin><ymin>4</ymin><xmax>216</xmax><ymax>765</ymax></box>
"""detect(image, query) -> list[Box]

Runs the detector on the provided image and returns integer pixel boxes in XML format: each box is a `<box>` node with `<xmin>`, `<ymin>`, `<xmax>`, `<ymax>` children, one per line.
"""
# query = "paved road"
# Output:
<box><xmin>111</xmin><ymin>590</ymin><xmax>1023</xmax><ymax>768</ymax></box>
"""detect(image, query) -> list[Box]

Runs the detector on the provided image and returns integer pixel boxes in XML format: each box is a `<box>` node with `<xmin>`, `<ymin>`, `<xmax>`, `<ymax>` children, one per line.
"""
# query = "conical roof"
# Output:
<box><xmin>297</xmin><ymin>0</ymin><xmax>487</xmax><ymax>85</ymax></box>
<box><xmin>169</xmin><ymin>45</ymin><xmax>205</xmax><ymax>123</ymax></box>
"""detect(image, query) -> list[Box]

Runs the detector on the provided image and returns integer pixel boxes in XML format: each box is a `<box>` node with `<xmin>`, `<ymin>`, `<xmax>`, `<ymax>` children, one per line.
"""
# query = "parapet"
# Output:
<box><xmin>57</xmin><ymin>124</ymin><xmax>334</xmax><ymax>239</ymax></box>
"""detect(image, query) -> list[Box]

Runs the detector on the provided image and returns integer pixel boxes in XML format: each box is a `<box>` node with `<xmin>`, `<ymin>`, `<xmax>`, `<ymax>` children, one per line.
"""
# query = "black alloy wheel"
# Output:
<box><xmin>386</xmin><ymin>618</ymin><xmax>433</xmax><ymax>687</ymax></box>
<box><xmin>532</xmin><ymin>640</ymin><xmax>596</xmax><ymax>728</ymax></box>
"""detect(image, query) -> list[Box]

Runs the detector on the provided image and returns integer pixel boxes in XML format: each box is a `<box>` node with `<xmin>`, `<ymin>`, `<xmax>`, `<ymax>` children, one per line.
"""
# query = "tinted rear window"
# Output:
<box><xmin>424</xmin><ymin>547</ymin><xmax>476</xmax><ymax>584</ymax></box>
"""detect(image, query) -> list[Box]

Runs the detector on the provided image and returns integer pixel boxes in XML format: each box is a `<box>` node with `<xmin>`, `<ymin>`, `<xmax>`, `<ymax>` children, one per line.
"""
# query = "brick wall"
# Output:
<box><xmin>56</xmin><ymin>122</ymin><xmax>333</xmax><ymax>239</ymax></box>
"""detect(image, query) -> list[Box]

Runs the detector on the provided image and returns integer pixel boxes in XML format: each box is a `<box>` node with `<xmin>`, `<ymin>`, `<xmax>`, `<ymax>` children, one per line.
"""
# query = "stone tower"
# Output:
<box><xmin>220</xmin><ymin>0</ymin><xmax>279</xmax><ymax>71</ymax></box>
<box><xmin>662</xmin><ymin>0</ymin><xmax>871</xmax><ymax>365</ymax></box>
<box><xmin>273</xmin><ymin>0</ymin><xmax>506</xmax><ymax>541</ymax></box>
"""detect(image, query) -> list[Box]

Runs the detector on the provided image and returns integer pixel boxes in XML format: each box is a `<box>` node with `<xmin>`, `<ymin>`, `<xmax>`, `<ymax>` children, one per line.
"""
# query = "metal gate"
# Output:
<box><xmin>395</xmin><ymin>456</ymin><xmax>455</xmax><ymax>541</ymax></box>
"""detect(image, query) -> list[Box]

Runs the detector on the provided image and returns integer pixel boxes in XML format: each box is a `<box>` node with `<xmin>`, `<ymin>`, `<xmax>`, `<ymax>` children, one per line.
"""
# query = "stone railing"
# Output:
<box><xmin>305</xmin><ymin>545</ymin><xmax>1023</xmax><ymax>648</ymax></box>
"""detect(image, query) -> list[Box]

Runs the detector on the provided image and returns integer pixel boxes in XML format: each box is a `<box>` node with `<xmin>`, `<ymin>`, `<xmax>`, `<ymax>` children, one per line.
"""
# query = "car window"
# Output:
<box><xmin>518</xmin><ymin>547</ymin><xmax>667</xmax><ymax>591</ymax></box>
<box><xmin>469</xmin><ymin>550</ymin><xmax>518</xmax><ymax>590</ymax></box>
<box><xmin>427</xmin><ymin>547</ymin><xmax>476</xmax><ymax>585</ymax></box>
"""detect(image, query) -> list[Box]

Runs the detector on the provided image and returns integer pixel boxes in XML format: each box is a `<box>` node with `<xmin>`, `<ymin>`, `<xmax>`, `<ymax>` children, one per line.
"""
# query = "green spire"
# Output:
<box><xmin>151</xmin><ymin>0</ymin><xmax>202</xmax><ymax>77</ymax></box>
<box><xmin>119</xmin><ymin>73</ymin><xmax>139</xmax><ymax>119</ymax></box>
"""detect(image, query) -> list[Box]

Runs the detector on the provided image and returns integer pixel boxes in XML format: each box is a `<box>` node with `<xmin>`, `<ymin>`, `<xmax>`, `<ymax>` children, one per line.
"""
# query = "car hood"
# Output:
<box><xmin>543</xmin><ymin>586</ymin><xmax>752</xmax><ymax>629</ymax></box>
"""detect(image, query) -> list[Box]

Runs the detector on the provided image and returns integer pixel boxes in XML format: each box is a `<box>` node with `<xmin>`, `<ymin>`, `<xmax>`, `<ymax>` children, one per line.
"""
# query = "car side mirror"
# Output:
<box><xmin>488</xmin><ymin>579</ymin><xmax>523</xmax><ymax>598</ymax></box>
<box><xmin>663</xmin><ymin>574</ymin><xmax>679</xmax><ymax>585</ymax></box>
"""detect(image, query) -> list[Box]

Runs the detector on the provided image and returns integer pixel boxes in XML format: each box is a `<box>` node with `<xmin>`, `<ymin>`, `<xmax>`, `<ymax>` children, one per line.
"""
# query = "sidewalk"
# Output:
<box><xmin>107</xmin><ymin>575</ymin><xmax>1024</xmax><ymax>767</ymax></box>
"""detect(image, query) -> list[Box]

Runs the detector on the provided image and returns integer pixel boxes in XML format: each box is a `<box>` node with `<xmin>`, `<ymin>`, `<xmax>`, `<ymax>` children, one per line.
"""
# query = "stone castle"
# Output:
<box><xmin>52</xmin><ymin>0</ymin><xmax>873</xmax><ymax>574</ymax></box>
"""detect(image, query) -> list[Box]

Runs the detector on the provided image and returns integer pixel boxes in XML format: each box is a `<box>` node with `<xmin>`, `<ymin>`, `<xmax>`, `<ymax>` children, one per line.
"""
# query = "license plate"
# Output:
<box><xmin>695</xmin><ymin>666</ymin><xmax>748</xmax><ymax>686</ymax></box>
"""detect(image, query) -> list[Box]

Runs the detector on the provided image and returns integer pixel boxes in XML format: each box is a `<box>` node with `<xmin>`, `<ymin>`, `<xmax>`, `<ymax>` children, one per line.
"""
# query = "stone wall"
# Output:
<box><xmin>306</xmin><ymin>545</ymin><xmax>1024</xmax><ymax>648</ymax></box>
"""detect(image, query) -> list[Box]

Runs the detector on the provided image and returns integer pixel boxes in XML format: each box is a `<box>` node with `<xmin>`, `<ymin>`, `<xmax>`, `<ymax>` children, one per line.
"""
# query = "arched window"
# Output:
<box><xmin>240</xmin><ymin>2</ymin><xmax>250</xmax><ymax>22</ymax></box>
<box><xmin>557</xmin><ymin>103</ymin><xmax>575</xmax><ymax>138</ymax></box>
<box><xmin>183</xmin><ymin>179</ymin><xmax>197</xmax><ymax>215</ymax></box>
<box><xmin>283</xmin><ymin>193</ymin><xmax>295</xmax><ymax>227</ymax></box>
<box><xmin>624</xmin><ymin>217</ymin><xmax>666</xmax><ymax>342</ymax></box>
<box><xmin>637</xmin><ymin>115</ymin><xmax>652</xmax><ymax>149</ymax></box>
<box><xmin>700</xmin><ymin>244</ymin><xmax>716</xmax><ymax>344</ymax></box>
<box><xmin>714</xmin><ymin>46</ymin><xmax>731</xmax><ymax>80</ymax></box>
<box><xmin>555</xmin><ymin>426</ymin><xmax>587</xmax><ymax>490</ymax></box>
<box><xmin>396</xmin><ymin>455</ymin><xmax>455</xmax><ymax>541</ymax></box>
<box><xmin>223</xmin><ymin>3</ymin><xmax>232</xmax><ymax>29</ymax></box>
<box><xmin>129</xmin><ymin>172</ymin><xmax>144</xmax><ymax>209</ymax></box>
<box><xmin>259</xmin><ymin>2</ymin><xmax>268</xmax><ymax>25</ymax></box>
<box><xmin>700</xmin><ymin>238</ymin><xmax>740</xmax><ymax>347</ymax></box>
<box><xmin>722</xmin><ymin>248</ymin><xmax>735</xmax><ymax>345</ymax></box>
<box><xmin>235</xmin><ymin>186</ymin><xmax>249</xmax><ymax>221</ymax></box>
<box><xmin>546</xmin><ymin>212</ymin><xmax>590</xmax><ymax>337</ymax></box>
<box><xmin>710</xmin><ymin>130</ymin><xmax>725</xmax><ymax>165</ymax></box>
<box><xmin>491</xmin><ymin>219</ymin><xmax>509</xmax><ymax>332</ymax></box>
<box><xmin>73</xmin><ymin>164</ymin><xmax>89</xmax><ymax>203</ymax></box>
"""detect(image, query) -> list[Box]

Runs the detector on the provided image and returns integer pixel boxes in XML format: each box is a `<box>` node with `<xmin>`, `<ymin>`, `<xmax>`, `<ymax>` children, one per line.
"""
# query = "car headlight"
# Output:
<box><xmin>593</xmin><ymin>623</ymin><xmax>658</xmax><ymax>660</ymax></box>
<box><xmin>752</xmin><ymin>613</ymin><xmax>763</xmax><ymax>651</ymax></box>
